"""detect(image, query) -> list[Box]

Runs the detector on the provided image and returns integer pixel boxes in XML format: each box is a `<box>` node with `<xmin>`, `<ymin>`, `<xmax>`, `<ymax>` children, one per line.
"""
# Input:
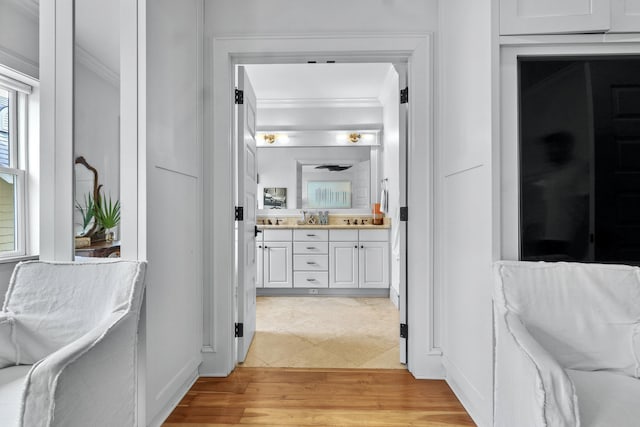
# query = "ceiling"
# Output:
<box><xmin>75</xmin><ymin>0</ymin><xmax>120</xmax><ymax>74</ymax></box>
<box><xmin>244</xmin><ymin>63</ymin><xmax>394</xmax><ymax>102</ymax></box>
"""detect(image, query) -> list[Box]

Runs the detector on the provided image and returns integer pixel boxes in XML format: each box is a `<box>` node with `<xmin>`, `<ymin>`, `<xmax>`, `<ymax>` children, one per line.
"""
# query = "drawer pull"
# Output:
<box><xmin>306</xmin><ymin>234</ymin><xmax>316</xmax><ymax>237</ymax></box>
<box><xmin>306</xmin><ymin>261</ymin><xmax>317</xmax><ymax>265</ymax></box>
<box><xmin>306</xmin><ymin>246</ymin><xmax>316</xmax><ymax>250</ymax></box>
<box><xmin>306</xmin><ymin>278</ymin><xmax>316</xmax><ymax>282</ymax></box>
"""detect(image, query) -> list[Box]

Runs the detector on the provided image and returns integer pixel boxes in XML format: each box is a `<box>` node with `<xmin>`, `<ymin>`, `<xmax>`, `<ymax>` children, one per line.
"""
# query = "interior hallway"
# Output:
<box><xmin>242</xmin><ymin>297</ymin><xmax>404</xmax><ymax>369</ymax></box>
<box><xmin>164</xmin><ymin>367</ymin><xmax>476</xmax><ymax>426</ymax></box>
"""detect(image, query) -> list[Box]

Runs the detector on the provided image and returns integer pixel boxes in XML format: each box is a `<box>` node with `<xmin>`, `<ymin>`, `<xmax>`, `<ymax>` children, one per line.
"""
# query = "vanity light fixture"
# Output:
<box><xmin>348</xmin><ymin>133</ymin><xmax>361</xmax><ymax>143</ymax></box>
<box><xmin>264</xmin><ymin>134</ymin><xmax>277</xmax><ymax>144</ymax></box>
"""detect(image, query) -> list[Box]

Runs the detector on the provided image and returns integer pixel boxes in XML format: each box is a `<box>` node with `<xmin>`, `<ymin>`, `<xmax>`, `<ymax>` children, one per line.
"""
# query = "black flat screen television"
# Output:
<box><xmin>519</xmin><ymin>56</ymin><xmax>640</xmax><ymax>264</ymax></box>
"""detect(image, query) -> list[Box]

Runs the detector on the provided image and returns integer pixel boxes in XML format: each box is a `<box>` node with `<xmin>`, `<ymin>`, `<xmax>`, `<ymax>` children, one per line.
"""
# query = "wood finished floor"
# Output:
<box><xmin>164</xmin><ymin>367</ymin><xmax>476</xmax><ymax>426</ymax></box>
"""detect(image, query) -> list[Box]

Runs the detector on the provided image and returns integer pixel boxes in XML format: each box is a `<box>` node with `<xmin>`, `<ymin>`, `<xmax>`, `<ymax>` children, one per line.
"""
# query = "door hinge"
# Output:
<box><xmin>400</xmin><ymin>323</ymin><xmax>408</xmax><ymax>339</ymax></box>
<box><xmin>400</xmin><ymin>206</ymin><xmax>408</xmax><ymax>222</ymax></box>
<box><xmin>235</xmin><ymin>88</ymin><xmax>244</xmax><ymax>105</ymax></box>
<box><xmin>235</xmin><ymin>322</ymin><xmax>244</xmax><ymax>338</ymax></box>
<box><xmin>400</xmin><ymin>87</ymin><xmax>409</xmax><ymax>104</ymax></box>
<box><xmin>235</xmin><ymin>206</ymin><xmax>244</xmax><ymax>221</ymax></box>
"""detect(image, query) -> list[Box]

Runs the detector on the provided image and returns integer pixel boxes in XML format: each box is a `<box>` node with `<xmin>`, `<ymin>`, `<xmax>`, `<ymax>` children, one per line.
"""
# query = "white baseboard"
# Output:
<box><xmin>148</xmin><ymin>361</ymin><xmax>200</xmax><ymax>427</ymax></box>
<box><xmin>408</xmin><ymin>352</ymin><xmax>444</xmax><ymax>379</ymax></box>
<box><xmin>443</xmin><ymin>355</ymin><xmax>492</xmax><ymax>427</ymax></box>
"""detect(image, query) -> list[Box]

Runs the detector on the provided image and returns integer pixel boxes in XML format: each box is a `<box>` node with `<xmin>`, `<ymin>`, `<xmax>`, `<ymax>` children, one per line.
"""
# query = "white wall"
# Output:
<box><xmin>379</xmin><ymin>66</ymin><xmax>400</xmax><ymax>304</ymax></box>
<box><xmin>257</xmin><ymin>106</ymin><xmax>382</xmax><ymax>129</ymax></box>
<box><xmin>208</xmin><ymin>0</ymin><xmax>438</xmax><ymax>35</ymax></box>
<box><xmin>0</xmin><ymin>0</ymin><xmax>38</xmax><ymax>78</ymax></box>
<box><xmin>145</xmin><ymin>0</ymin><xmax>203</xmax><ymax>424</ymax></box>
<box><xmin>438</xmin><ymin>1</ymin><xmax>496</xmax><ymax>426</ymax></box>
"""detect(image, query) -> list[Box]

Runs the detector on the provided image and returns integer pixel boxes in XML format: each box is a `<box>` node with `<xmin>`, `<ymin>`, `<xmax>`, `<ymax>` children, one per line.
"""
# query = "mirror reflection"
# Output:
<box><xmin>257</xmin><ymin>145</ymin><xmax>378</xmax><ymax>212</ymax></box>
<box><xmin>73</xmin><ymin>0</ymin><xmax>121</xmax><ymax>258</ymax></box>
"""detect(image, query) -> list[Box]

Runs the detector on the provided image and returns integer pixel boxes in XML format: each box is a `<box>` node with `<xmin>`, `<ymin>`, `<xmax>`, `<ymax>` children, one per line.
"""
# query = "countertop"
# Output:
<box><xmin>257</xmin><ymin>223</ymin><xmax>390</xmax><ymax>230</ymax></box>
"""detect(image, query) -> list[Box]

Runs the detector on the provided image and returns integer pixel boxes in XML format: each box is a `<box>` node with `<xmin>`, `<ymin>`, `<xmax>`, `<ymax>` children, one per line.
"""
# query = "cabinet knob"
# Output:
<box><xmin>354</xmin><ymin>245</ymin><xmax>358</xmax><ymax>248</ymax></box>
<box><xmin>360</xmin><ymin>245</ymin><xmax>364</xmax><ymax>249</ymax></box>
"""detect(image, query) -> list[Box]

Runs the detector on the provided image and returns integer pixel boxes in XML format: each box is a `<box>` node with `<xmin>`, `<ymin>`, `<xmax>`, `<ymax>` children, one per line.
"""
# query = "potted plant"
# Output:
<box><xmin>94</xmin><ymin>192</ymin><xmax>121</xmax><ymax>242</ymax></box>
<box><xmin>75</xmin><ymin>192</ymin><xmax>95</xmax><ymax>236</ymax></box>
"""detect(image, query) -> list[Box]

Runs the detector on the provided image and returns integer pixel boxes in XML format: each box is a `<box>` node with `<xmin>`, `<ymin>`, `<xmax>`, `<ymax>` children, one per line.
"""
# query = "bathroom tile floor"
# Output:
<box><xmin>241</xmin><ymin>296</ymin><xmax>405</xmax><ymax>369</ymax></box>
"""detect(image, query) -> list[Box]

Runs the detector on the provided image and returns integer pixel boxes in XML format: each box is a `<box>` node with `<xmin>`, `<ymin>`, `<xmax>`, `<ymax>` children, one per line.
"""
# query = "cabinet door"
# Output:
<box><xmin>500</xmin><ymin>0</ymin><xmax>610</xmax><ymax>35</ymax></box>
<box><xmin>611</xmin><ymin>0</ymin><xmax>640</xmax><ymax>32</ymax></box>
<box><xmin>359</xmin><ymin>242</ymin><xmax>389</xmax><ymax>289</ymax></box>
<box><xmin>264</xmin><ymin>241</ymin><xmax>292</xmax><ymax>288</ymax></box>
<box><xmin>329</xmin><ymin>242</ymin><xmax>358</xmax><ymax>288</ymax></box>
<box><xmin>256</xmin><ymin>242</ymin><xmax>263</xmax><ymax>288</ymax></box>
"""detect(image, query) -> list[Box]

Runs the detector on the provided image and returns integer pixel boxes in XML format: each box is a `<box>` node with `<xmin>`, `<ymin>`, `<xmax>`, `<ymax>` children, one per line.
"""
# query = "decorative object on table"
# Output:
<box><xmin>94</xmin><ymin>191</ymin><xmax>121</xmax><ymax>242</ymax></box>
<box><xmin>74</xmin><ymin>236</ymin><xmax>91</xmax><ymax>248</ymax></box>
<box><xmin>372</xmin><ymin>202</ymin><xmax>383</xmax><ymax>225</ymax></box>
<box><xmin>318</xmin><ymin>211</ymin><xmax>329</xmax><ymax>225</ymax></box>
<box><xmin>74</xmin><ymin>156</ymin><xmax>102</xmax><ymax>239</ymax></box>
<box><xmin>264</xmin><ymin>187</ymin><xmax>287</xmax><ymax>208</ymax></box>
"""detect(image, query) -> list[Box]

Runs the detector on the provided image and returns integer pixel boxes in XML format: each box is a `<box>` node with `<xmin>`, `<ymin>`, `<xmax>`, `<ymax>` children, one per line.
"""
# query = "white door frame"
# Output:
<box><xmin>201</xmin><ymin>34</ymin><xmax>443</xmax><ymax>378</ymax></box>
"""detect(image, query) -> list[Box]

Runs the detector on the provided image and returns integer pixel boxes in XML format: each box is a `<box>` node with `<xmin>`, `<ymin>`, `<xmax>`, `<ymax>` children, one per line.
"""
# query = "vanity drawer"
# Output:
<box><xmin>263</xmin><ymin>229</ymin><xmax>293</xmax><ymax>241</ymax></box>
<box><xmin>294</xmin><ymin>254</ymin><xmax>328</xmax><ymax>271</ymax></box>
<box><xmin>329</xmin><ymin>229</ymin><xmax>358</xmax><ymax>241</ymax></box>
<box><xmin>294</xmin><ymin>271</ymin><xmax>328</xmax><ymax>288</ymax></box>
<box><xmin>293</xmin><ymin>229</ymin><xmax>328</xmax><ymax>242</ymax></box>
<box><xmin>359</xmin><ymin>229</ymin><xmax>389</xmax><ymax>242</ymax></box>
<box><xmin>293</xmin><ymin>241</ymin><xmax>328</xmax><ymax>254</ymax></box>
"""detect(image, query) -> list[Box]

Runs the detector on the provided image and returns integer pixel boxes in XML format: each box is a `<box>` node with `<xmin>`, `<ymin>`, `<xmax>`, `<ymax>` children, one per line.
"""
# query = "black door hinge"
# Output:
<box><xmin>235</xmin><ymin>322</ymin><xmax>244</xmax><ymax>338</ymax></box>
<box><xmin>400</xmin><ymin>206</ymin><xmax>408</xmax><ymax>222</ymax></box>
<box><xmin>235</xmin><ymin>88</ymin><xmax>244</xmax><ymax>105</ymax></box>
<box><xmin>400</xmin><ymin>87</ymin><xmax>409</xmax><ymax>104</ymax></box>
<box><xmin>235</xmin><ymin>206</ymin><xmax>244</xmax><ymax>221</ymax></box>
<box><xmin>400</xmin><ymin>323</ymin><xmax>408</xmax><ymax>338</ymax></box>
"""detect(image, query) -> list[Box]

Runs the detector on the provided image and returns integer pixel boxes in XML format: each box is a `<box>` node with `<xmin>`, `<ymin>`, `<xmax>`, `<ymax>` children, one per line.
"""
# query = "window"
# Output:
<box><xmin>0</xmin><ymin>75</ymin><xmax>31</xmax><ymax>258</ymax></box>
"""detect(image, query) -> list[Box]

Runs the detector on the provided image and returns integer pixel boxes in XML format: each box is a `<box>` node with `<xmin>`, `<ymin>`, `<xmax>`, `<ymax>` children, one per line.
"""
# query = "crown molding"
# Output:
<box><xmin>0</xmin><ymin>46</ymin><xmax>39</xmax><ymax>81</ymax></box>
<box><xmin>8</xmin><ymin>0</ymin><xmax>39</xmax><ymax>19</ymax></box>
<box><xmin>75</xmin><ymin>45</ymin><xmax>119</xmax><ymax>88</ymax></box>
<box><xmin>257</xmin><ymin>97</ymin><xmax>382</xmax><ymax>109</ymax></box>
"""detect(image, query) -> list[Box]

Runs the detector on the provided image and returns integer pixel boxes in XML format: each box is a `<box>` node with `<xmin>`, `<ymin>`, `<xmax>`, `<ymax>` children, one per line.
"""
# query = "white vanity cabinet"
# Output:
<box><xmin>262</xmin><ymin>229</ymin><xmax>293</xmax><ymax>288</ymax></box>
<box><xmin>329</xmin><ymin>229</ymin><xmax>389</xmax><ymax>289</ymax></box>
<box><xmin>500</xmin><ymin>0</ymin><xmax>640</xmax><ymax>35</ymax></box>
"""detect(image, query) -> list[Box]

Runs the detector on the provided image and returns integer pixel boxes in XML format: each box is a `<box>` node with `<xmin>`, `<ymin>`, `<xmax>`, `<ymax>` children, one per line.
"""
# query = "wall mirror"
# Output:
<box><xmin>257</xmin><ymin>145</ymin><xmax>380</xmax><ymax>214</ymax></box>
<box><xmin>73</xmin><ymin>0</ymin><xmax>121</xmax><ymax>257</ymax></box>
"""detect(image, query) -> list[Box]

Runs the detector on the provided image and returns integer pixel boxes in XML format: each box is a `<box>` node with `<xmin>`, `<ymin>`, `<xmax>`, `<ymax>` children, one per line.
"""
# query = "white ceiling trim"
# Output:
<box><xmin>257</xmin><ymin>97</ymin><xmax>382</xmax><ymax>109</ymax></box>
<box><xmin>75</xmin><ymin>44</ymin><xmax>119</xmax><ymax>88</ymax></box>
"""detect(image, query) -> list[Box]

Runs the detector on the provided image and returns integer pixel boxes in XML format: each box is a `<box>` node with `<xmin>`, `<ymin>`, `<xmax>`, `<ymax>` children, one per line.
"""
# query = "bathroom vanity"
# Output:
<box><xmin>256</xmin><ymin>223</ymin><xmax>390</xmax><ymax>296</ymax></box>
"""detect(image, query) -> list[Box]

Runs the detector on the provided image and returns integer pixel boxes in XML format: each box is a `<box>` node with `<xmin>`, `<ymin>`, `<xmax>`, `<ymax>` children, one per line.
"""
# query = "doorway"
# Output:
<box><xmin>204</xmin><ymin>34</ymin><xmax>437</xmax><ymax>378</ymax></box>
<box><xmin>235</xmin><ymin>62</ymin><xmax>406</xmax><ymax>369</ymax></box>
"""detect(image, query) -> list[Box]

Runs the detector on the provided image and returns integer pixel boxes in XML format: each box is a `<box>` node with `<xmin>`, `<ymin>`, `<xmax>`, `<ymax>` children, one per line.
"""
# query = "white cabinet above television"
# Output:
<box><xmin>500</xmin><ymin>0</ymin><xmax>640</xmax><ymax>35</ymax></box>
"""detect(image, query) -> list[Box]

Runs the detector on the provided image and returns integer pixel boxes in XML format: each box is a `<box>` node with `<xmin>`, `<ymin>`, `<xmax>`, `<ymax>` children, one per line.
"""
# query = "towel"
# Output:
<box><xmin>380</xmin><ymin>187</ymin><xmax>388</xmax><ymax>214</ymax></box>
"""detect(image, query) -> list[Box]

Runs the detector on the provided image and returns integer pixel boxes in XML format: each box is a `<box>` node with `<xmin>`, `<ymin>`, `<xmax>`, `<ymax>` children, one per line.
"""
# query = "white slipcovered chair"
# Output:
<box><xmin>494</xmin><ymin>260</ymin><xmax>640</xmax><ymax>427</ymax></box>
<box><xmin>0</xmin><ymin>260</ymin><xmax>146</xmax><ymax>427</ymax></box>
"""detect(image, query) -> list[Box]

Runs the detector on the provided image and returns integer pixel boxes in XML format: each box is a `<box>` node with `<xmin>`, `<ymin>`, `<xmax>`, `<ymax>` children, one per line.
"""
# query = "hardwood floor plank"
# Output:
<box><xmin>163</xmin><ymin>367</ymin><xmax>476</xmax><ymax>426</ymax></box>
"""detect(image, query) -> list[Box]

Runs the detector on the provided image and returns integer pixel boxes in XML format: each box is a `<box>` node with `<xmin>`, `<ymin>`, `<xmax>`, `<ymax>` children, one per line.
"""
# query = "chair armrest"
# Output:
<box><xmin>494</xmin><ymin>308</ymin><xmax>580</xmax><ymax>427</ymax></box>
<box><xmin>19</xmin><ymin>310</ymin><xmax>140</xmax><ymax>427</ymax></box>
